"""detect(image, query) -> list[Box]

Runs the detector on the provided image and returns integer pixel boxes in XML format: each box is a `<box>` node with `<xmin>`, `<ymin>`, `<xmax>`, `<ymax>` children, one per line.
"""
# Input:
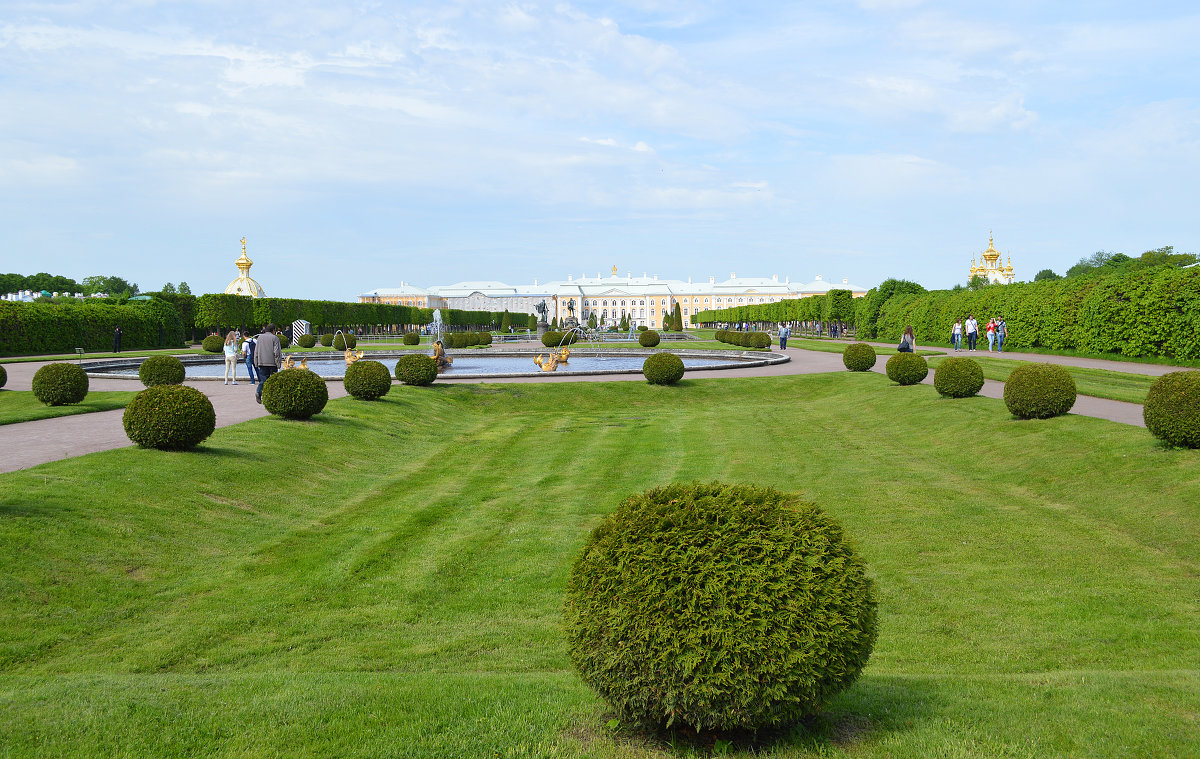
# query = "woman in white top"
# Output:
<box><xmin>222</xmin><ymin>331</ymin><xmax>239</xmax><ymax>385</ymax></box>
<box><xmin>952</xmin><ymin>319</ymin><xmax>963</xmax><ymax>351</ymax></box>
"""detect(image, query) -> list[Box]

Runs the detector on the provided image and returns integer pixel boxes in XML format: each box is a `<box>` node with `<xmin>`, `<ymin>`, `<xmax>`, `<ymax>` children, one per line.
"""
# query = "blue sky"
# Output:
<box><xmin>1</xmin><ymin>1</ymin><xmax>1197</xmax><ymax>299</ymax></box>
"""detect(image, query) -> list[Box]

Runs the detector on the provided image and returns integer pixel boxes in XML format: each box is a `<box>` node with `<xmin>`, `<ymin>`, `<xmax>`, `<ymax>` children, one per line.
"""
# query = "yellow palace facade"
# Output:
<box><xmin>361</xmin><ymin>269</ymin><xmax>869</xmax><ymax>329</ymax></box>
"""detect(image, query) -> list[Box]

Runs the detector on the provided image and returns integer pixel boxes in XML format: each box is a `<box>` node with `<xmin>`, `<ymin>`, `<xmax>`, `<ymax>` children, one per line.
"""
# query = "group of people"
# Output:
<box><xmin>950</xmin><ymin>315</ymin><xmax>1008</xmax><ymax>352</ymax></box>
<box><xmin>219</xmin><ymin>324</ymin><xmax>283</xmax><ymax>402</ymax></box>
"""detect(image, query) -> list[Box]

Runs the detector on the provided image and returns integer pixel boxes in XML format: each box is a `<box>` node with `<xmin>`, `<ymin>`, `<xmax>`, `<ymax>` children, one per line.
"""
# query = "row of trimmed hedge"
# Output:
<box><xmin>696</xmin><ymin>290</ymin><xmax>856</xmax><ymax>327</ymax></box>
<box><xmin>0</xmin><ymin>300</ymin><xmax>186</xmax><ymax>356</ymax></box>
<box><xmin>715</xmin><ymin>329</ymin><xmax>772</xmax><ymax>349</ymax></box>
<box><xmin>870</xmin><ymin>266</ymin><xmax>1200</xmax><ymax>360</ymax></box>
<box><xmin>441</xmin><ymin>331</ymin><xmax>493</xmax><ymax>348</ymax></box>
<box><xmin>541</xmin><ymin>330</ymin><xmax>582</xmax><ymax>347</ymax></box>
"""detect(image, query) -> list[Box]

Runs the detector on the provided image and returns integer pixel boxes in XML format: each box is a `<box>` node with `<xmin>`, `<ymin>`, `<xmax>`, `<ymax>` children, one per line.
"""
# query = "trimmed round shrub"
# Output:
<box><xmin>32</xmin><ymin>363</ymin><xmax>89</xmax><ymax>406</ymax></box>
<box><xmin>842</xmin><ymin>343</ymin><xmax>876</xmax><ymax>372</ymax></box>
<box><xmin>122</xmin><ymin>385</ymin><xmax>215</xmax><ymax>450</ymax></box>
<box><xmin>564</xmin><ymin>482</ymin><xmax>877</xmax><ymax>732</ymax></box>
<box><xmin>642</xmin><ymin>352</ymin><xmax>684</xmax><ymax>385</ymax></box>
<box><xmin>933</xmin><ymin>357</ymin><xmax>985</xmax><ymax>398</ymax></box>
<box><xmin>201</xmin><ymin>335</ymin><xmax>224</xmax><ymax>353</ymax></box>
<box><xmin>1003</xmin><ymin>363</ymin><xmax>1076</xmax><ymax>419</ymax></box>
<box><xmin>479</xmin><ymin>332</ymin><xmax>493</xmax><ymax>345</ymax></box>
<box><xmin>277</xmin><ymin>333</ymin><xmax>290</xmax><ymax>349</ymax></box>
<box><xmin>637</xmin><ymin>325</ymin><xmax>648</xmax><ymax>332</ymax></box>
<box><xmin>261</xmin><ymin>368</ymin><xmax>329</xmax><ymax>420</ymax></box>
<box><xmin>0</xmin><ymin>364</ymin><xmax>7</xmax><ymax>389</ymax></box>
<box><xmin>639</xmin><ymin>329</ymin><xmax>661</xmax><ymax>347</ymax></box>
<box><xmin>332</xmin><ymin>333</ymin><xmax>357</xmax><ymax>351</ymax></box>
<box><xmin>138</xmin><ymin>354</ymin><xmax>186</xmax><ymax>387</ymax></box>
<box><xmin>1143</xmin><ymin>371</ymin><xmax>1200</xmax><ymax>447</ymax></box>
<box><xmin>542</xmin><ymin>330</ymin><xmax>581</xmax><ymax>347</ymax></box>
<box><xmin>344</xmin><ymin>360</ymin><xmax>392</xmax><ymax>400</ymax></box>
<box><xmin>297</xmin><ymin>334</ymin><xmax>317</xmax><ymax>349</ymax></box>
<box><xmin>403</xmin><ymin>331</ymin><xmax>420</xmax><ymax>345</ymax></box>
<box><xmin>885</xmin><ymin>353</ymin><xmax>929</xmax><ymax>386</ymax></box>
<box><xmin>319</xmin><ymin>333</ymin><xmax>334</xmax><ymax>347</ymax></box>
<box><xmin>395</xmin><ymin>354</ymin><xmax>437</xmax><ymax>386</ymax></box>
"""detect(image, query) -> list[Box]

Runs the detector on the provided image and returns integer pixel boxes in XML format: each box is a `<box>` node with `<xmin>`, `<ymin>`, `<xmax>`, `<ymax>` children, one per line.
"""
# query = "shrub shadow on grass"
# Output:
<box><xmin>571</xmin><ymin>676</ymin><xmax>930</xmax><ymax>756</ymax></box>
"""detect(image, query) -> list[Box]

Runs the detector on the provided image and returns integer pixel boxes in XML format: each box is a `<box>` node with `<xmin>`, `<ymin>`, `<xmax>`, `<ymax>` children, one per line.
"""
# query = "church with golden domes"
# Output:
<box><xmin>224</xmin><ymin>237</ymin><xmax>266</xmax><ymax>297</ymax></box>
<box><xmin>969</xmin><ymin>233</ymin><xmax>1015</xmax><ymax>285</ymax></box>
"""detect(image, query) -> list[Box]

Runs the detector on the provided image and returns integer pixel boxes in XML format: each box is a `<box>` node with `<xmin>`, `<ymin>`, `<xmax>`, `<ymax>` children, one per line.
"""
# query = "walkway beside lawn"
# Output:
<box><xmin>0</xmin><ymin>344</ymin><xmax>1157</xmax><ymax>474</ymax></box>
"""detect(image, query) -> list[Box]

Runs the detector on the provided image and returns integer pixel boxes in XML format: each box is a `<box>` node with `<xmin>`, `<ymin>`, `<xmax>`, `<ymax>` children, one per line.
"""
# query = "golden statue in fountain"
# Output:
<box><xmin>280</xmin><ymin>355</ymin><xmax>309</xmax><ymax>370</ymax></box>
<box><xmin>533</xmin><ymin>345</ymin><xmax>570</xmax><ymax>371</ymax></box>
<box><xmin>345</xmin><ymin>349</ymin><xmax>364</xmax><ymax>365</ymax></box>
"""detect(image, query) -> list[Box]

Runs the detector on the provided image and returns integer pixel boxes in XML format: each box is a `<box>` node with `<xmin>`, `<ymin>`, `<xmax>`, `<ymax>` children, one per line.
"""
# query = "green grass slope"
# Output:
<box><xmin>0</xmin><ymin>374</ymin><xmax>1197</xmax><ymax>758</ymax></box>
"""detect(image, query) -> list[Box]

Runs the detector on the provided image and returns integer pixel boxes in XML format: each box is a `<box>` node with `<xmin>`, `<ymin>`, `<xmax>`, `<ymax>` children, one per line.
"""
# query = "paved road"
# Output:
<box><xmin>0</xmin><ymin>345</ymin><xmax>1164</xmax><ymax>474</ymax></box>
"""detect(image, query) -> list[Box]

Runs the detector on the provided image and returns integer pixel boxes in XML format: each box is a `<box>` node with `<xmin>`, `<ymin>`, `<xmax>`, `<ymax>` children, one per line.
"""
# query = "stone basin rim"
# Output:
<box><xmin>81</xmin><ymin>349</ymin><xmax>790</xmax><ymax>381</ymax></box>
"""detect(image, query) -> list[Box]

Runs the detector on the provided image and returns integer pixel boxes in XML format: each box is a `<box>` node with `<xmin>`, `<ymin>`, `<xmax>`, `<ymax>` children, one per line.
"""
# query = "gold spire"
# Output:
<box><xmin>611</xmin><ymin>264</ymin><xmax>618</xmax><ymax>276</ymax></box>
<box><xmin>235</xmin><ymin>236</ymin><xmax>253</xmax><ymax>275</ymax></box>
<box><xmin>225</xmin><ymin>236</ymin><xmax>265</xmax><ymax>297</ymax></box>
<box><xmin>982</xmin><ymin>232</ymin><xmax>1001</xmax><ymax>263</ymax></box>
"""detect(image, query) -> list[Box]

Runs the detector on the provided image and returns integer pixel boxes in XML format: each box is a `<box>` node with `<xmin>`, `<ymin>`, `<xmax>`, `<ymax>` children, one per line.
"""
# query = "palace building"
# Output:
<box><xmin>969</xmin><ymin>234</ymin><xmax>1015</xmax><ymax>285</ymax></box>
<box><xmin>360</xmin><ymin>268</ymin><xmax>869</xmax><ymax>330</ymax></box>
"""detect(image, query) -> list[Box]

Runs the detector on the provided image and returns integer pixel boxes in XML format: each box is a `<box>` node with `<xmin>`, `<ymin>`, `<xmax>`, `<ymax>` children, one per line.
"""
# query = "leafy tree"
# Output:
<box><xmin>855</xmin><ymin>278</ymin><xmax>926</xmax><ymax>338</ymax></box>
<box><xmin>620</xmin><ymin>314</ymin><xmax>629</xmax><ymax>331</ymax></box>
<box><xmin>83</xmin><ymin>275</ymin><xmax>139</xmax><ymax>297</ymax></box>
<box><xmin>1034</xmin><ymin>269</ymin><xmax>1062</xmax><ymax>282</ymax></box>
<box><xmin>500</xmin><ymin>310</ymin><xmax>512</xmax><ymax>331</ymax></box>
<box><xmin>672</xmin><ymin>303</ymin><xmax>683</xmax><ymax>331</ymax></box>
<box><xmin>178</xmin><ymin>281</ymin><xmax>192</xmax><ymax>295</ymax></box>
<box><xmin>161</xmin><ymin>282</ymin><xmax>177</xmax><ymax>294</ymax></box>
<box><xmin>588</xmin><ymin>313</ymin><xmax>597</xmax><ymax>329</ymax></box>
<box><xmin>968</xmin><ymin>274</ymin><xmax>990</xmax><ymax>291</ymax></box>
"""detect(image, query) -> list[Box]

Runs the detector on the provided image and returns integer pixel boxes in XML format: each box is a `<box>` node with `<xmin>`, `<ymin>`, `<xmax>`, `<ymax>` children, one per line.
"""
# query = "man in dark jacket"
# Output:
<box><xmin>112</xmin><ymin>325</ymin><xmax>122</xmax><ymax>353</ymax></box>
<box><xmin>253</xmin><ymin>324</ymin><xmax>282</xmax><ymax>403</ymax></box>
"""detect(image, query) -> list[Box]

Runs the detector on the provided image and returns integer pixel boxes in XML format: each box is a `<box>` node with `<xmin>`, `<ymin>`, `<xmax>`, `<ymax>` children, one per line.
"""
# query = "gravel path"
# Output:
<box><xmin>0</xmin><ymin>345</ymin><xmax>1163</xmax><ymax>473</ymax></box>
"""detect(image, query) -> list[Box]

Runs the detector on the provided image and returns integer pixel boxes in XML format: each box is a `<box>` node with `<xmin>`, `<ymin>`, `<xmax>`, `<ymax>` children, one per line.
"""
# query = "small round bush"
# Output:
<box><xmin>0</xmin><ymin>364</ymin><xmax>7</xmax><ymax>389</ymax></box>
<box><xmin>403</xmin><ymin>331</ymin><xmax>420</xmax><ymax>345</ymax></box>
<box><xmin>842</xmin><ymin>343</ymin><xmax>876</xmax><ymax>372</ymax></box>
<box><xmin>332</xmin><ymin>333</ymin><xmax>357</xmax><ymax>351</ymax></box>
<box><xmin>261</xmin><ymin>368</ymin><xmax>329</xmax><ymax>420</ymax></box>
<box><xmin>637</xmin><ymin>325</ymin><xmax>648</xmax><ymax>332</ymax></box>
<box><xmin>541</xmin><ymin>330</ymin><xmax>563</xmax><ymax>347</ymax></box>
<box><xmin>395</xmin><ymin>354</ymin><xmax>437</xmax><ymax>386</ymax></box>
<box><xmin>138</xmin><ymin>354</ymin><xmax>186</xmax><ymax>387</ymax></box>
<box><xmin>479</xmin><ymin>332</ymin><xmax>493</xmax><ymax>345</ymax></box>
<box><xmin>297</xmin><ymin>334</ymin><xmax>317</xmax><ymax>348</ymax></box>
<box><xmin>1003</xmin><ymin>363</ymin><xmax>1076</xmax><ymax>419</ymax></box>
<box><xmin>32</xmin><ymin>363</ymin><xmax>89</xmax><ymax>406</ymax></box>
<box><xmin>201</xmin><ymin>335</ymin><xmax>224</xmax><ymax>353</ymax></box>
<box><xmin>319</xmin><ymin>333</ymin><xmax>334</xmax><ymax>347</ymax></box>
<box><xmin>933</xmin><ymin>357</ymin><xmax>985</xmax><ymax>398</ymax></box>
<box><xmin>639</xmin><ymin>330</ymin><xmax>661</xmax><ymax>347</ymax></box>
<box><xmin>642</xmin><ymin>352</ymin><xmax>685</xmax><ymax>385</ymax></box>
<box><xmin>1143</xmin><ymin>371</ymin><xmax>1200</xmax><ymax>447</ymax></box>
<box><xmin>885</xmin><ymin>353</ymin><xmax>929</xmax><ymax>386</ymax></box>
<box><xmin>122</xmin><ymin>385</ymin><xmax>215</xmax><ymax>450</ymax></box>
<box><xmin>565</xmin><ymin>482</ymin><xmax>877</xmax><ymax>732</ymax></box>
<box><xmin>344</xmin><ymin>359</ymin><xmax>392</xmax><ymax>401</ymax></box>
<box><xmin>277</xmin><ymin>333</ymin><xmax>290</xmax><ymax>349</ymax></box>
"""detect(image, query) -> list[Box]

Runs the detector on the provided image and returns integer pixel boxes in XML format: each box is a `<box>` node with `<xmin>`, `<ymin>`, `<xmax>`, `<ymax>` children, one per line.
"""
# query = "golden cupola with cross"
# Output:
<box><xmin>969</xmin><ymin>232</ymin><xmax>1015</xmax><ymax>285</ymax></box>
<box><xmin>224</xmin><ymin>236</ymin><xmax>266</xmax><ymax>297</ymax></box>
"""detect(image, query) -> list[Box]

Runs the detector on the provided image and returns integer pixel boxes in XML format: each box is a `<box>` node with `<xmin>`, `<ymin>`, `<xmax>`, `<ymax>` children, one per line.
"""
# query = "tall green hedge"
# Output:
<box><xmin>872</xmin><ymin>267</ymin><xmax>1200</xmax><ymax>360</ymax></box>
<box><xmin>194</xmin><ymin>294</ymin><xmax>524</xmax><ymax>334</ymax></box>
<box><xmin>694</xmin><ymin>290</ymin><xmax>852</xmax><ymax>327</ymax></box>
<box><xmin>0</xmin><ymin>299</ymin><xmax>185</xmax><ymax>356</ymax></box>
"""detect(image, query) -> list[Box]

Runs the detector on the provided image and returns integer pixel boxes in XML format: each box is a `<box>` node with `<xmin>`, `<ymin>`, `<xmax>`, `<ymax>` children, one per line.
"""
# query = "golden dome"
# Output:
<box><xmin>224</xmin><ymin>236</ymin><xmax>265</xmax><ymax>297</ymax></box>
<box><xmin>981</xmin><ymin>233</ymin><xmax>1001</xmax><ymax>263</ymax></box>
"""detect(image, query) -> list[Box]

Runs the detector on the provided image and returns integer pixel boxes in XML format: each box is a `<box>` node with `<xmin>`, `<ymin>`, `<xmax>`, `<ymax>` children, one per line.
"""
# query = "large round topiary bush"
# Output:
<box><xmin>1143</xmin><ymin>371</ymin><xmax>1200</xmax><ymax>448</ymax></box>
<box><xmin>565</xmin><ymin>482</ymin><xmax>877</xmax><ymax>732</ymax></box>
<box><xmin>403</xmin><ymin>331</ymin><xmax>420</xmax><ymax>345</ymax></box>
<box><xmin>395</xmin><ymin>354</ymin><xmax>437</xmax><ymax>386</ymax></box>
<box><xmin>642</xmin><ymin>352</ymin><xmax>685</xmax><ymax>385</ymax></box>
<box><xmin>842</xmin><ymin>343</ymin><xmax>876</xmax><ymax>372</ymax></box>
<box><xmin>138</xmin><ymin>354</ymin><xmax>186</xmax><ymax>387</ymax></box>
<box><xmin>343</xmin><ymin>359</ymin><xmax>392</xmax><ymax>401</ymax></box>
<box><xmin>332</xmin><ymin>333</ymin><xmax>357</xmax><ymax>350</ymax></box>
<box><xmin>933</xmin><ymin>357</ymin><xmax>985</xmax><ymax>398</ymax></box>
<box><xmin>1003</xmin><ymin>363</ymin><xmax>1076</xmax><ymax>419</ymax></box>
<box><xmin>31</xmin><ymin>363</ymin><xmax>89</xmax><ymax>406</ymax></box>
<box><xmin>639</xmin><ymin>329</ymin><xmax>661</xmax><ymax>347</ymax></box>
<box><xmin>0</xmin><ymin>364</ymin><xmax>7</xmax><ymax>389</ymax></box>
<box><xmin>201</xmin><ymin>335</ymin><xmax>224</xmax><ymax>353</ymax></box>
<box><xmin>261</xmin><ymin>368</ymin><xmax>329</xmax><ymax>420</ymax></box>
<box><xmin>122</xmin><ymin>385</ymin><xmax>216</xmax><ymax>450</ymax></box>
<box><xmin>885</xmin><ymin>353</ymin><xmax>928</xmax><ymax>386</ymax></box>
<box><xmin>297</xmin><ymin>334</ymin><xmax>317</xmax><ymax>348</ymax></box>
<box><xmin>319</xmin><ymin>333</ymin><xmax>334</xmax><ymax>347</ymax></box>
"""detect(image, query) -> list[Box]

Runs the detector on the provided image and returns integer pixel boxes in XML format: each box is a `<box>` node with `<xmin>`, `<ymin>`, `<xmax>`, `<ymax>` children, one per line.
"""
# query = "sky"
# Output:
<box><xmin>1</xmin><ymin>1</ymin><xmax>1198</xmax><ymax>299</ymax></box>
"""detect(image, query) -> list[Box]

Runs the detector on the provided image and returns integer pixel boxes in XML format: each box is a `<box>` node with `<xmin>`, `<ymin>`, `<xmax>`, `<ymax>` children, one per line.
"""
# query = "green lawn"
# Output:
<box><xmin>0</xmin><ymin>390</ymin><xmax>138</xmax><ymax>426</ymax></box>
<box><xmin>928</xmin><ymin>355</ymin><xmax>1156</xmax><ymax>404</ymax></box>
<box><xmin>1</xmin><ymin>375</ymin><xmax>1197</xmax><ymax>757</ymax></box>
<box><xmin>0</xmin><ymin>349</ymin><xmax>200</xmax><ymax>364</ymax></box>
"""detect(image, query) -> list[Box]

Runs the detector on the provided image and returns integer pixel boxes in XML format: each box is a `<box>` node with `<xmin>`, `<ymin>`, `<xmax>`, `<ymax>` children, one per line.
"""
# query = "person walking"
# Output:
<box><xmin>952</xmin><ymin>319</ymin><xmax>963</xmax><ymax>351</ymax></box>
<box><xmin>779</xmin><ymin>323</ymin><xmax>790</xmax><ymax>349</ymax></box>
<box><xmin>986</xmin><ymin>318</ymin><xmax>997</xmax><ymax>351</ymax></box>
<box><xmin>898</xmin><ymin>326</ymin><xmax>916</xmax><ymax>353</ymax></box>
<box><xmin>965</xmin><ymin>314</ymin><xmax>979</xmax><ymax>351</ymax></box>
<box><xmin>222</xmin><ymin>331</ymin><xmax>239</xmax><ymax>385</ymax></box>
<box><xmin>242</xmin><ymin>332</ymin><xmax>259</xmax><ymax>385</ymax></box>
<box><xmin>112</xmin><ymin>325</ymin><xmax>122</xmax><ymax>353</ymax></box>
<box><xmin>996</xmin><ymin>317</ymin><xmax>1008</xmax><ymax>352</ymax></box>
<box><xmin>253</xmin><ymin>324</ymin><xmax>282</xmax><ymax>403</ymax></box>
